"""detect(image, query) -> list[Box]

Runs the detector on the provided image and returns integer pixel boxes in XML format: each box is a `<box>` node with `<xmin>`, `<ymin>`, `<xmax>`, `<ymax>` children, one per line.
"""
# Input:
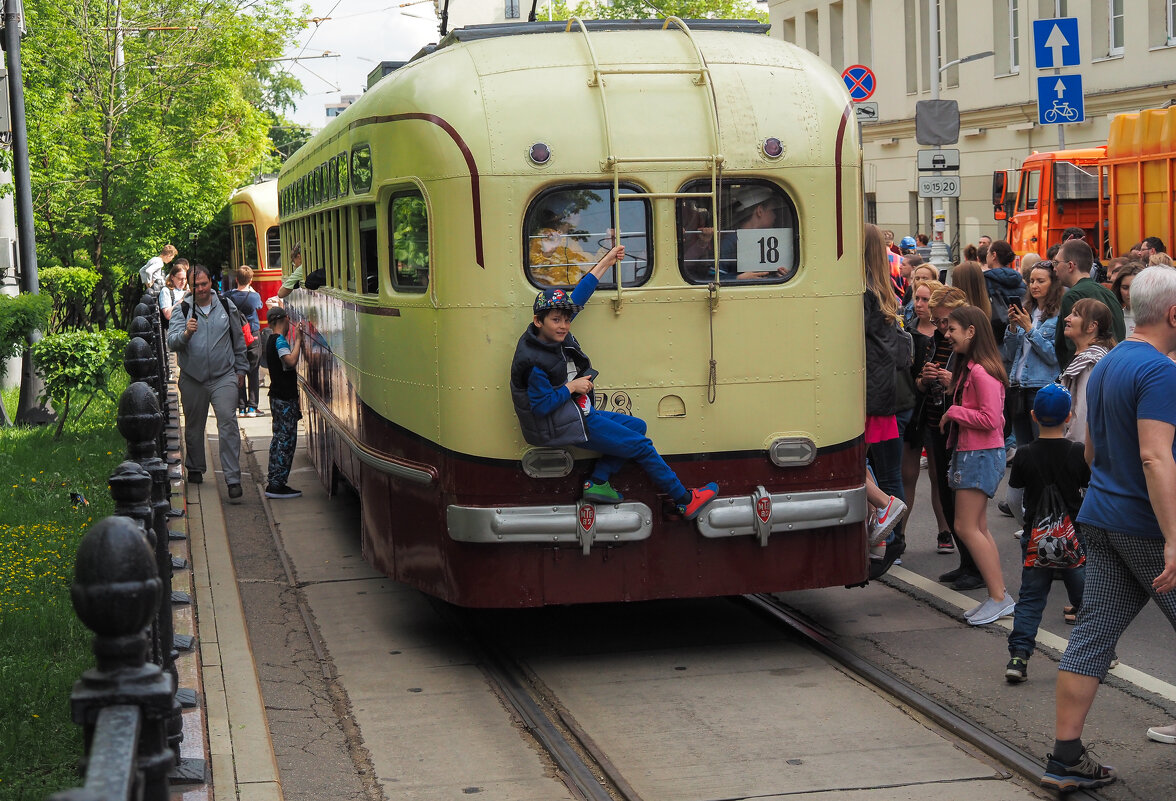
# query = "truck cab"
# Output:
<box><xmin>992</xmin><ymin>148</ymin><xmax>1105</xmax><ymax>258</ymax></box>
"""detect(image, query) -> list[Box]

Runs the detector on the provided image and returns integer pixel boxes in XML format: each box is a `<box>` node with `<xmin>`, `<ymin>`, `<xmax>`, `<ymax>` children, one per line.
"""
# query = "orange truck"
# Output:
<box><xmin>992</xmin><ymin>107</ymin><xmax>1176</xmax><ymax>259</ymax></box>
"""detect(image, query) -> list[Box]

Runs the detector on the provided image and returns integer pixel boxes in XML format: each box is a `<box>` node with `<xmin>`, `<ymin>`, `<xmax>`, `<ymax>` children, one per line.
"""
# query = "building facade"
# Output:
<box><xmin>766</xmin><ymin>0</ymin><xmax>1176</xmax><ymax>254</ymax></box>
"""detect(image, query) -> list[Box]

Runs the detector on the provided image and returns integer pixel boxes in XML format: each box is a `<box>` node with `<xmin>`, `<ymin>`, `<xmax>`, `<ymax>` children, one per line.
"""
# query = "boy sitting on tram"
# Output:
<box><xmin>510</xmin><ymin>245</ymin><xmax>720</xmax><ymax>519</ymax></box>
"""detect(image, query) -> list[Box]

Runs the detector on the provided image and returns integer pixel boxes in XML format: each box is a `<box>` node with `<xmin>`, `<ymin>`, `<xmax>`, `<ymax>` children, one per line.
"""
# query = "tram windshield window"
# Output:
<box><xmin>676</xmin><ymin>180</ymin><xmax>799</xmax><ymax>284</ymax></box>
<box><xmin>523</xmin><ymin>185</ymin><xmax>651</xmax><ymax>288</ymax></box>
<box><xmin>389</xmin><ymin>192</ymin><xmax>429</xmax><ymax>292</ymax></box>
<box><xmin>236</xmin><ymin>223</ymin><xmax>258</xmax><ymax>269</ymax></box>
<box><xmin>352</xmin><ymin>146</ymin><xmax>373</xmax><ymax>193</ymax></box>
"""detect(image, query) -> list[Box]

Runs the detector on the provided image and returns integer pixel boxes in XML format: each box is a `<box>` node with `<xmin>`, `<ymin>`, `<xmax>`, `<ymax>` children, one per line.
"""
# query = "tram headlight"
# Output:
<box><xmin>528</xmin><ymin>142</ymin><xmax>552</xmax><ymax>165</ymax></box>
<box><xmin>762</xmin><ymin>137</ymin><xmax>784</xmax><ymax>159</ymax></box>
<box><xmin>769</xmin><ymin>437</ymin><xmax>816</xmax><ymax>467</ymax></box>
<box><xmin>521</xmin><ymin>448</ymin><xmax>573</xmax><ymax>478</ymax></box>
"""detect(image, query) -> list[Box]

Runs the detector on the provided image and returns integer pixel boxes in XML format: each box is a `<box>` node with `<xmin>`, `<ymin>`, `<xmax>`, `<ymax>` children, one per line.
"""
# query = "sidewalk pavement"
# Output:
<box><xmin>175</xmin><ymin>410</ymin><xmax>282</xmax><ymax>801</ymax></box>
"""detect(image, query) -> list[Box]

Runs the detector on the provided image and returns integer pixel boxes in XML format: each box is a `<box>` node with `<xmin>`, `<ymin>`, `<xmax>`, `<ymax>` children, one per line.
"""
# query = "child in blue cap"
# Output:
<box><xmin>1002</xmin><ymin>382</ymin><xmax>1089</xmax><ymax>682</ymax></box>
<box><xmin>509</xmin><ymin>245</ymin><xmax>720</xmax><ymax>519</ymax></box>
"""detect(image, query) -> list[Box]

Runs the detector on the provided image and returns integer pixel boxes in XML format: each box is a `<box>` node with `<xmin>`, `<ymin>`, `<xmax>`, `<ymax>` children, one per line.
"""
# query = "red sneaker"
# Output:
<box><xmin>677</xmin><ymin>482</ymin><xmax>719</xmax><ymax>520</ymax></box>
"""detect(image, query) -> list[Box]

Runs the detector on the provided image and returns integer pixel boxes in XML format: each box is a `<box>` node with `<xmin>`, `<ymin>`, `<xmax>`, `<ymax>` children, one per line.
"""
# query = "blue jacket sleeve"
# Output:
<box><xmin>569</xmin><ymin>273</ymin><xmax>599</xmax><ymax>310</ymax></box>
<box><xmin>527</xmin><ymin>366</ymin><xmax>571</xmax><ymax>418</ymax></box>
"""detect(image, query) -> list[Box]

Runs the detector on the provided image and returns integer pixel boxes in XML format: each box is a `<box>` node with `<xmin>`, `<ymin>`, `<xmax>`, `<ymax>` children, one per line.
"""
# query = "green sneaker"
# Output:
<box><xmin>582</xmin><ymin>480</ymin><xmax>623</xmax><ymax>503</ymax></box>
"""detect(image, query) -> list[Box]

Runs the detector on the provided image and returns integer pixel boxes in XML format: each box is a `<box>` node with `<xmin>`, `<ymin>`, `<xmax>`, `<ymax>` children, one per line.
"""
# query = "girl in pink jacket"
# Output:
<box><xmin>940</xmin><ymin>305</ymin><xmax>1015</xmax><ymax>626</ymax></box>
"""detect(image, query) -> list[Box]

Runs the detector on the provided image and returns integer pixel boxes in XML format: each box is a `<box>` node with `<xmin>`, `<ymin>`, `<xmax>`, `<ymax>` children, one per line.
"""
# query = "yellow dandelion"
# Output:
<box><xmin>30</xmin><ymin>477</ymin><xmax>35</xmax><ymax>483</ymax></box>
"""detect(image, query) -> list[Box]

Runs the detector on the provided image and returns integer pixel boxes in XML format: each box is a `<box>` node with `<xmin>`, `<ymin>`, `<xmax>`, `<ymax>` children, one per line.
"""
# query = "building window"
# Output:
<box><xmin>676</xmin><ymin>180</ymin><xmax>800</xmax><ymax>285</ymax></box>
<box><xmin>804</xmin><ymin>9</ymin><xmax>819</xmax><ymax>55</ymax></box>
<box><xmin>865</xmin><ymin>193</ymin><xmax>877</xmax><ymax>225</ymax></box>
<box><xmin>856</xmin><ymin>0</ymin><xmax>872</xmax><ymax>67</ymax></box>
<box><xmin>1169</xmin><ymin>0</ymin><xmax>1176</xmax><ymax>45</ymax></box>
<box><xmin>780</xmin><ymin>17</ymin><xmax>796</xmax><ymax>44</ymax></box>
<box><xmin>1009</xmin><ymin>0</ymin><xmax>1021</xmax><ymax>72</ymax></box>
<box><xmin>505</xmin><ymin>0</ymin><xmax>520</xmax><ymax>19</ymax></box>
<box><xmin>1109</xmin><ymin>0</ymin><xmax>1124</xmax><ymax>55</ymax></box>
<box><xmin>830</xmin><ymin>3</ymin><xmax>845</xmax><ymax>71</ymax></box>
<box><xmin>390</xmin><ymin>192</ymin><xmax>429</xmax><ymax>292</ymax></box>
<box><xmin>905</xmin><ymin>0</ymin><xmax>918</xmax><ymax>93</ymax></box>
<box><xmin>525</xmin><ymin>185</ymin><xmax>651</xmax><ymax>289</ymax></box>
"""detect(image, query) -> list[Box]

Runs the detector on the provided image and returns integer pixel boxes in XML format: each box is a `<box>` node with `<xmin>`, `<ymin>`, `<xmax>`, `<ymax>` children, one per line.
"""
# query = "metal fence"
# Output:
<box><xmin>50</xmin><ymin>293</ymin><xmax>205</xmax><ymax>800</ymax></box>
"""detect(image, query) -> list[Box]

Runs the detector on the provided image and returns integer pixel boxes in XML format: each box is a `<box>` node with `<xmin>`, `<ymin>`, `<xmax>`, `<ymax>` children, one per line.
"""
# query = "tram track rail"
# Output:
<box><xmin>430</xmin><ymin>592</ymin><xmax>1114</xmax><ymax>801</ymax></box>
<box><xmin>740</xmin><ymin>592</ymin><xmax>1110</xmax><ymax>801</ymax></box>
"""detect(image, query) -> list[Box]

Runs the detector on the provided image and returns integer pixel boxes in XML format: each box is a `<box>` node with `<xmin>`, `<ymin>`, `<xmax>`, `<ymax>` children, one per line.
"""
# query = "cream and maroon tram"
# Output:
<box><xmin>277</xmin><ymin>18</ymin><xmax>867</xmax><ymax>607</ymax></box>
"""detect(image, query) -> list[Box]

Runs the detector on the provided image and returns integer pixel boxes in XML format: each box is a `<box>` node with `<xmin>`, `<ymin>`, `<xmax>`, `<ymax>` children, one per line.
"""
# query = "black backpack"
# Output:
<box><xmin>258</xmin><ymin>327</ymin><xmax>276</xmax><ymax>371</ymax></box>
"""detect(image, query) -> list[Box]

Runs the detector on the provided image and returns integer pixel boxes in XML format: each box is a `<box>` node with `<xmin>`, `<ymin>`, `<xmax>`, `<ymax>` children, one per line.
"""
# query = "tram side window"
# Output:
<box><xmin>676</xmin><ymin>180</ymin><xmax>799</xmax><ymax>284</ymax></box>
<box><xmin>358</xmin><ymin>204</ymin><xmax>379</xmax><ymax>294</ymax></box>
<box><xmin>523</xmin><ymin>185</ymin><xmax>651</xmax><ymax>288</ymax></box>
<box><xmin>389</xmin><ymin>193</ymin><xmax>429</xmax><ymax>292</ymax></box>
<box><xmin>352</xmin><ymin>145</ymin><xmax>373</xmax><ymax>193</ymax></box>
<box><xmin>266</xmin><ymin>227</ymin><xmax>282</xmax><ymax>270</ymax></box>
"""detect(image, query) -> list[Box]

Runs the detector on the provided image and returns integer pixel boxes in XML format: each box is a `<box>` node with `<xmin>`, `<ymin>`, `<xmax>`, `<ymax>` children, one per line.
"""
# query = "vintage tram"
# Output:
<box><xmin>277</xmin><ymin>18</ymin><xmax>868</xmax><ymax>607</ymax></box>
<box><xmin>228</xmin><ymin>178</ymin><xmax>284</xmax><ymax>316</ymax></box>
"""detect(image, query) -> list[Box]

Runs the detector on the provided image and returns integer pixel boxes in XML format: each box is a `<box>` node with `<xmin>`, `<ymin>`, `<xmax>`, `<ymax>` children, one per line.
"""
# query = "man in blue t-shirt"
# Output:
<box><xmin>1039</xmin><ymin>265</ymin><xmax>1176</xmax><ymax>793</ymax></box>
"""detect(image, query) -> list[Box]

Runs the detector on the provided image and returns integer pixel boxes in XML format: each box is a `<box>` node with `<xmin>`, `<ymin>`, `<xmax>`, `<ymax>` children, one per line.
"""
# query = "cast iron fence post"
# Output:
<box><xmin>49</xmin><ymin>515</ymin><xmax>174</xmax><ymax>801</ymax></box>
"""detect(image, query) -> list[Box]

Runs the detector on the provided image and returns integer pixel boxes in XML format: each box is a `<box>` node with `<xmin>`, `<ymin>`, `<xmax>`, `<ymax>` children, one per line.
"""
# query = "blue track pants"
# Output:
<box><xmin>583</xmin><ymin>410</ymin><xmax>687</xmax><ymax>501</ymax></box>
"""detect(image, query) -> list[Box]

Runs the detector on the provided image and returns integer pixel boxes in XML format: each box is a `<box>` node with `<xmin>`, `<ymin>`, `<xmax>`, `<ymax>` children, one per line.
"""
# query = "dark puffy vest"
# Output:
<box><xmin>510</xmin><ymin>326</ymin><xmax>597</xmax><ymax>447</ymax></box>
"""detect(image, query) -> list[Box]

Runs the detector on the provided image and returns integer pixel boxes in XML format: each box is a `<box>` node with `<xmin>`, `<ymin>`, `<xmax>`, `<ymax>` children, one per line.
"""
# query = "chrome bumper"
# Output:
<box><xmin>448</xmin><ymin>484</ymin><xmax>865</xmax><ymax>553</ymax></box>
<box><xmin>447</xmin><ymin>501</ymin><xmax>653</xmax><ymax>555</ymax></box>
<box><xmin>696</xmin><ymin>485</ymin><xmax>867</xmax><ymax>546</ymax></box>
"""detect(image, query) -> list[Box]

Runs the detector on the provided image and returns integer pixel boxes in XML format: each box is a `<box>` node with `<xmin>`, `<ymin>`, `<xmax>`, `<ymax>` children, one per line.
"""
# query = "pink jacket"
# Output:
<box><xmin>943</xmin><ymin>364</ymin><xmax>1006</xmax><ymax>451</ymax></box>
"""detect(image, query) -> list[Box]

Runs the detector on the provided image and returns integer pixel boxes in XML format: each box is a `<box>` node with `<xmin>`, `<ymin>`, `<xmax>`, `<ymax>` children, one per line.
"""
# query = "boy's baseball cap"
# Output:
<box><xmin>266</xmin><ymin>306</ymin><xmax>289</xmax><ymax>326</ymax></box>
<box><xmin>533</xmin><ymin>288</ymin><xmax>581</xmax><ymax>315</ymax></box>
<box><xmin>1034</xmin><ymin>383</ymin><xmax>1072</xmax><ymax>427</ymax></box>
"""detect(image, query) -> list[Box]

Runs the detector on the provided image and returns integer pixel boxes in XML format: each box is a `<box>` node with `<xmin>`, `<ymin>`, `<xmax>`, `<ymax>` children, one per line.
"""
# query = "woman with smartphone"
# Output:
<box><xmin>1002</xmin><ymin>261</ymin><xmax>1063</xmax><ymax>448</ymax></box>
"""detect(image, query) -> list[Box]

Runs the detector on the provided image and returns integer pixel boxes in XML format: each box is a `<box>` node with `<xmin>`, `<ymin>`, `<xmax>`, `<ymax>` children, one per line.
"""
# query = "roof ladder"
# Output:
<box><xmin>566</xmin><ymin>16</ymin><xmax>726</xmax><ymax>312</ymax></box>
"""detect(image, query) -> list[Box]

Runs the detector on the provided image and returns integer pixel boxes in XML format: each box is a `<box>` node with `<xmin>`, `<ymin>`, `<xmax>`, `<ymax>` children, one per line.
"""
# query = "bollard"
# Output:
<box><xmin>50</xmin><ymin>515</ymin><xmax>174</xmax><ymax>801</ymax></box>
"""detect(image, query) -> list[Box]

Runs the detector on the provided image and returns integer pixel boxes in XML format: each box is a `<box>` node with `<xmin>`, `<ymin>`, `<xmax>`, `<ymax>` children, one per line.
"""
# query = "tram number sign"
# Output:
<box><xmin>918</xmin><ymin>175</ymin><xmax>961</xmax><ymax>198</ymax></box>
<box><xmin>736</xmin><ymin>228</ymin><xmax>794</xmax><ymax>272</ymax></box>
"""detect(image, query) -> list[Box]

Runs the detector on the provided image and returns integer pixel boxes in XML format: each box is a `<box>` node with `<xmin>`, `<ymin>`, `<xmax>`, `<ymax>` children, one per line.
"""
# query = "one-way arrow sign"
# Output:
<box><xmin>1033</xmin><ymin>18</ymin><xmax>1080</xmax><ymax>69</ymax></box>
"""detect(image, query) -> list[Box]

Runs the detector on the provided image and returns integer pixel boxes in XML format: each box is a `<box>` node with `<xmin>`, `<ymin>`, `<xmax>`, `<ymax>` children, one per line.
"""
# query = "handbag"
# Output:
<box><xmin>1024</xmin><ymin>485</ymin><xmax>1085</xmax><ymax>569</ymax></box>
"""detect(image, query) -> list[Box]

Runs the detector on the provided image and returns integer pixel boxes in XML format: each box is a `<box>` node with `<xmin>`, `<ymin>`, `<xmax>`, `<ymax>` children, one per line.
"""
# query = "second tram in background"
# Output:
<box><xmin>228</xmin><ymin>178</ymin><xmax>284</xmax><ymax>317</ymax></box>
<box><xmin>276</xmin><ymin>18</ymin><xmax>868</xmax><ymax>607</ymax></box>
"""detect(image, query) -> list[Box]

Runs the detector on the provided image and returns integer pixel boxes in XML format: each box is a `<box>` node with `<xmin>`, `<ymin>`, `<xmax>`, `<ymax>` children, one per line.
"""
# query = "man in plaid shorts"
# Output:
<box><xmin>1040</xmin><ymin>265</ymin><xmax>1176</xmax><ymax>792</ymax></box>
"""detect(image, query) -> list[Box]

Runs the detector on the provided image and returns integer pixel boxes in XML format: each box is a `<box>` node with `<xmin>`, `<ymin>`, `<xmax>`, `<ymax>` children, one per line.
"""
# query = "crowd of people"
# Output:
<box><xmin>143</xmin><ymin>246</ymin><xmax>306</xmax><ymax>504</ymax></box>
<box><xmin>866</xmin><ymin>225</ymin><xmax>1176</xmax><ymax>792</ymax></box>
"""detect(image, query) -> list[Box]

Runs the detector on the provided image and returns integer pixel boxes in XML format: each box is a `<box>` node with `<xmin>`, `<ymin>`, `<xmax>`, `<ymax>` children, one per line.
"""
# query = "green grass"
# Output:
<box><xmin>0</xmin><ymin>375</ymin><xmax>129</xmax><ymax>800</ymax></box>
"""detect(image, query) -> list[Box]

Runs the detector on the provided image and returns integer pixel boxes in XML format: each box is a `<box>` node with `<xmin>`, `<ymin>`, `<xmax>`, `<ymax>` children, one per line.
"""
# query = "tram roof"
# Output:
<box><xmin>435</xmin><ymin>19</ymin><xmax>770</xmax><ymax>48</ymax></box>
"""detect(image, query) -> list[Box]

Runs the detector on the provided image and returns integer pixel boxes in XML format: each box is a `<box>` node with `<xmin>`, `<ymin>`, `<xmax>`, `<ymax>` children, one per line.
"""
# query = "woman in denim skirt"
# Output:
<box><xmin>939</xmin><ymin>305</ymin><xmax>1016</xmax><ymax>626</ymax></box>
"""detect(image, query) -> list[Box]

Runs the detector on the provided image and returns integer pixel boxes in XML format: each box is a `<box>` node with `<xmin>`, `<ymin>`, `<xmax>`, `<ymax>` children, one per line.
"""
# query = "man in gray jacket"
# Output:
<box><xmin>167</xmin><ymin>264</ymin><xmax>249</xmax><ymax>499</ymax></box>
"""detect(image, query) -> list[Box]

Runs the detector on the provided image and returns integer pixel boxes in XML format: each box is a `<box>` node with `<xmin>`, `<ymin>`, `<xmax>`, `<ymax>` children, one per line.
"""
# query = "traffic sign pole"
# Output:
<box><xmin>926</xmin><ymin>0</ymin><xmax>950</xmax><ymax>274</ymax></box>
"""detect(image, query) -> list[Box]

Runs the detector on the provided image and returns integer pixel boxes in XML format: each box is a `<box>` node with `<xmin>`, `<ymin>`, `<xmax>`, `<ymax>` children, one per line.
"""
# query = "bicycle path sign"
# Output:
<box><xmin>1037</xmin><ymin>74</ymin><xmax>1084</xmax><ymax>125</ymax></box>
<box><xmin>842</xmin><ymin>65</ymin><xmax>876</xmax><ymax>102</ymax></box>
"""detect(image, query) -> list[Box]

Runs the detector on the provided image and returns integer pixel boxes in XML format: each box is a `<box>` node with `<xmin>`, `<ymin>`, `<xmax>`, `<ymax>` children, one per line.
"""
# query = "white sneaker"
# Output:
<box><xmin>1147</xmin><ymin>723</ymin><xmax>1176</xmax><ymax>743</ymax></box>
<box><xmin>968</xmin><ymin>592</ymin><xmax>1016</xmax><ymax>626</ymax></box>
<box><xmin>869</xmin><ymin>496</ymin><xmax>908</xmax><ymax>545</ymax></box>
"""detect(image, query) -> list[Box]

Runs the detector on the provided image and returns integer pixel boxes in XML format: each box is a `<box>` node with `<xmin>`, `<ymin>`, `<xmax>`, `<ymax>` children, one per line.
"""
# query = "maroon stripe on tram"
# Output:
<box><xmin>834</xmin><ymin>105</ymin><xmax>852</xmax><ymax>260</ymax></box>
<box><xmin>350</xmin><ymin>113</ymin><xmax>485</xmax><ymax>268</ymax></box>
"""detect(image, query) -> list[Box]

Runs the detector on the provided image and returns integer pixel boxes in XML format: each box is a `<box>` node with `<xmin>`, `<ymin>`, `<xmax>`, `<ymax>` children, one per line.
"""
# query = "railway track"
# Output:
<box><xmin>435</xmin><ymin>594</ymin><xmax>1110</xmax><ymax>801</ymax></box>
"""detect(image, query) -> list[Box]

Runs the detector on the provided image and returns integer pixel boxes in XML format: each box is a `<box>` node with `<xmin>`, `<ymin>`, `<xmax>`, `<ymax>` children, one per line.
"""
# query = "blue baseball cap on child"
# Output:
<box><xmin>533</xmin><ymin>288</ymin><xmax>581</xmax><ymax>315</ymax></box>
<box><xmin>1034</xmin><ymin>383</ymin><xmax>1072</xmax><ymax>427</ymax></box>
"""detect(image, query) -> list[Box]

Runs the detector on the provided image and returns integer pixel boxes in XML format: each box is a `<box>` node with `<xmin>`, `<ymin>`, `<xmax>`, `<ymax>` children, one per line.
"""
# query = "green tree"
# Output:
<box><xmin>29</xmin><ymin>329</ymin><xmax>127</xmax><ymax>438</ymax></box>
<box><xmin>22</xmin><ymin>1</ymin><xmax>303</xmax><ymax>329</ymax></box>
<box><xmin>547</xmin><ymin>0</ymin><xmax>767</xmax><ymax>22</ymax></box>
